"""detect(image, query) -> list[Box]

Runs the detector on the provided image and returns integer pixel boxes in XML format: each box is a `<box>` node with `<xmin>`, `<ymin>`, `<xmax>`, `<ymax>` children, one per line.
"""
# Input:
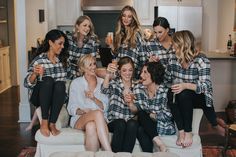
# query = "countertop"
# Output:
<box><xmin>203</xmin><ymin>51</ymin><xmax>236</xmax><ymax>60</ymax></box>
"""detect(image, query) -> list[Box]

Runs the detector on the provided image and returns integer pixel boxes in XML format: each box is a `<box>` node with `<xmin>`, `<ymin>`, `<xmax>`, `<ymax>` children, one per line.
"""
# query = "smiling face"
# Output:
<box><xmin>76</xmin><ymin>19</ymin><xmax>91</xmax><ymax>36</ymax></box>
<box><xmin>153</xmin><ymin>25</ymin><xmax>169</xmax><ymax>42</ymax></box>
<box><xmin>120</xmin><ymin>63</ymin><xmax>134</xmax><ymax>82</ymax></box>
<box><xmin>83</xmin><ymin>57</ymin><xmax>97</xmax><ymax>76</ymax></box>
<box><xmin>140</xmin><ymin>66</ymin><xmax>153</xmax><ymax>86</ymax></box>
<box><xmin>121</xmin><ymin>10</ymin><xmax>133</xmax><ymax>27</ymax></box>
<box><xmin>49</xmin><ymin>36</ymin><xmax>65</xmax><ymax>55</ymax></box>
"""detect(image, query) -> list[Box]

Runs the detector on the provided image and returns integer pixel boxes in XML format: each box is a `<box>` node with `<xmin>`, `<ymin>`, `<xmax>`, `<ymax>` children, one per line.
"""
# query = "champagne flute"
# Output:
<box><xmin>172</xmin><ymin>78</ymin><xmax>182</xmax><ymax>103</ymax></box>
<box><xmin>38</xmin><ymin>64</ymin><xmax>44</xmax><ymax>81</ymax></box>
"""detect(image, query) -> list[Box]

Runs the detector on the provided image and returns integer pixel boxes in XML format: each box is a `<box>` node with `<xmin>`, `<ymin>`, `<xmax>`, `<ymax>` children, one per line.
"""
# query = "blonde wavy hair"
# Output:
<box><xmin>114</xmin><ymin>5</ymin><xmax>142</xmax><ymax>53</ymax></box>
<box><xmin>74</xmin><ymin>15</ymin><xmax>98</xmax><ymax>40</ymax></box>
<box><xmin>172</xmin><ymin>30</ymin><xmax>198</xmax><ymax>64</ymax></box>
<box><xmin>77</xmin><ymin>54</ymin><xmax>96</xmax><ymax>76</ymax></box>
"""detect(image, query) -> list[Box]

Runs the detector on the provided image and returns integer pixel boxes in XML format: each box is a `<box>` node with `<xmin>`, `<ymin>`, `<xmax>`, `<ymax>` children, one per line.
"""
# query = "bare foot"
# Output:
<box><xmin>153</xmin><ymin>136</ymin><xmax>167</xmax><ymax>152</ymax></box>
<box><xmin>49</xmin><ymin>123</ymin><xmax>60</xmax><ymax>136</ymax></box>
<box><xmin>40</xmin><ymin>119</ymin><xmax>50</xmax><ymax>137</ymax></box>
<box><xmin>183</xmin><ymin>132</ymin><xmax>193</xmax><ymax>147</ymax></box>
<box><xmin>176</xmin><ymin>130</ymin><xmax>185</xmax><ymax>146</ymax></box>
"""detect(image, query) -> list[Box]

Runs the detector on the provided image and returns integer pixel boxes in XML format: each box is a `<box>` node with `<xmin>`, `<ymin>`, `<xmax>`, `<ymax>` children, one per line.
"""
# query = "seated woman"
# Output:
<box><xmin>24</xmin><ymin>29</ymin><xmax>69</xmax><ymax>137</ymax></box>
<box><xmin>133</xmin><ymin>62</ymin><xmax>176</xmax><ymax>152</ymax></box>
<box><xmin>165</xmin><ymin>30</ymin><xmax>225</xmax><ymax>147</ymax></box>
<box><xmin>101</xmin><ymin>56</ymin><xmax>139</xmax><ymax>153</ymax></box>
<box><xmin>67</xmin><ymin>54</ymin><xmax>111</xmax><ymax>151</ymax></box>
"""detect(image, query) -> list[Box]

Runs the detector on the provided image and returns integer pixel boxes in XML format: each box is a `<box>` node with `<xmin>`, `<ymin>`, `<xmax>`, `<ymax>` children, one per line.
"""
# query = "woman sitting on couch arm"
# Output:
<box><xmin>67</xmin><ymin>54</ymin><xmax>112</xmax><ymax>151</ymax></box>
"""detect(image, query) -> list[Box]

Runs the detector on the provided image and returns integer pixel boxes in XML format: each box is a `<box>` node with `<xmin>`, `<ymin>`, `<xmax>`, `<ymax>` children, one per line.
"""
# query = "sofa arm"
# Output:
<box><xmin>56</xmin><ymin>105</ymin><xmax>70</xmax><ymax>129</ymax></box>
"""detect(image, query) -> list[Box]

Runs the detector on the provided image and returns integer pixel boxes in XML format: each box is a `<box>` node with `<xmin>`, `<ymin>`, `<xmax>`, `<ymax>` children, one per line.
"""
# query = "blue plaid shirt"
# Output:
<box><xmin>146</xmin><ymin>38</ymin><xmax>175</xmax><ymax>68</ymax></box>
<box><xmin>101</xmin><ymin>78</ymin><xmax>137</xmax><ymax>122</ymax></box>
<box><xmin>134</xmin><ymin>83</ymin><xmax>176</xmax><ymax>136</ymax></box>
<box><xmin>66</xmin><ymin>32</ymin><xmax>99</xmax><ymax>79</ymax></box>
<box><xmin>24</xmin><ymin>53</ymin><xmax>67</xmax><ymax>97</ymax></box>
<box><xmin>117</xmin><ymin>32</ymin><xmax>148</xmax><ymax>79</ymax></box>
<box><xmin>165</xmin><ymin>53</ymin><xmax>213</xmax><ymax>107</ymax></box>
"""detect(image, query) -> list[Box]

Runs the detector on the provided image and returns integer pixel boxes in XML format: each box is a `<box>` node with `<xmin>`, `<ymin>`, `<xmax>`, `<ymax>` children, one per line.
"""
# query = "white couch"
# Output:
<box><xmin>34</xmin><ymin>107</ymin><xmax>203</xmax><ymax>157</ymax></box>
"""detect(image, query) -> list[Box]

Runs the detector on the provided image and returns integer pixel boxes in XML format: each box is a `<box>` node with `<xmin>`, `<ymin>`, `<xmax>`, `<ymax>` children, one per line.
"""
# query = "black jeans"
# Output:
<box><xmin>30</xmin><ymin>76</ymin><xmax>66</xmax><ymax>123</ymax></box>
<box><xmin>108</xmin><ymin>119</ymin><xmax>138</xmax><ymax>153</ymax></box>
<box><xmin>137</xmin><ymin>110</ymin><xmax>157</xmax><ymax>152</ymax></box>
<box><xmin>168</xmin><ymin>89</ymin><xmax>217</xmax><ymax>132</ymax></box>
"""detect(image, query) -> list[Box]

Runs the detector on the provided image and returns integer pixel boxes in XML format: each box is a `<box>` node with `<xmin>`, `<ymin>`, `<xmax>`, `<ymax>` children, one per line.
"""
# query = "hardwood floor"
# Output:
<box><xmin>0</xmin><ymin>86</ymin><xmax>227</xmax><ymax>157</ymax></box>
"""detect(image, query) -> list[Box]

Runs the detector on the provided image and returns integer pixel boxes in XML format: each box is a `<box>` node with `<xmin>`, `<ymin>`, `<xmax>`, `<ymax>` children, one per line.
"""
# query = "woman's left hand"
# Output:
<box><xmin>171</xmin><ymin>83</ymin><xmax>186</xmax><ymax>94</ymax></box>
<box><xmin>85</xmin><ymin>90</ymin><xmax>95</xmax><ymax>100</ymax></box>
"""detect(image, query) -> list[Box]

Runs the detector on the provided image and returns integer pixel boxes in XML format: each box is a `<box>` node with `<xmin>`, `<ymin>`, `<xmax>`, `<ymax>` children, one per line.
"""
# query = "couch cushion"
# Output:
<box><xmin>35</xmin><ymin>128</ymin><xmax>85</xmax><ymax>145</ymax></box>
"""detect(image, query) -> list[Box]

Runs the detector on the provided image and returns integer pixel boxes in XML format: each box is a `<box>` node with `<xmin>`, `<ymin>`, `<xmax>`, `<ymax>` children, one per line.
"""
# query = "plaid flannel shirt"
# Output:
<box><xmin>117</xmin><ymin>32</ymin><xmax>148</xmax><ymax>79</ymax></box>
<box><xmin>146</xmin><ymin>38</ymin><xmax>175</xmax><ymax>68</ymax></box>
<box><xmin>101</xmin><ymin>78</ymin><xmax>136</xmax><ymax>122</ymax></box>
<box><xmin>134</xmin><ymin>83</ymin><xmax>176</xmax><ymax>135</ymax></box>
<box><xmin>66</xmin><ymin>31</ymin><xmax>99</xmax><ymax>79</ymax></box>
<box><xmin>164</xmin><ymin>53</ymin><xmax>213</xmax><ymax>107</ymax></box>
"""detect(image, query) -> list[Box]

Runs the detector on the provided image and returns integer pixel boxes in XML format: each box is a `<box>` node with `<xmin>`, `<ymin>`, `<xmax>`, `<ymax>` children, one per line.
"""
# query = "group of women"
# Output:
<box><xmin>24</xmin><ymin>5</ymin><xmax>225</xmax><ymax>153</ymax></box>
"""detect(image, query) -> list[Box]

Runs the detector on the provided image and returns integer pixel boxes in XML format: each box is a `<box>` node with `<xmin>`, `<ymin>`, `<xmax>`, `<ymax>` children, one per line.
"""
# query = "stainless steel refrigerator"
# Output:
<box><xmin>155</xmin><ymin>6</ymin><xmax>203</xmax><ymax>39</ymax></box>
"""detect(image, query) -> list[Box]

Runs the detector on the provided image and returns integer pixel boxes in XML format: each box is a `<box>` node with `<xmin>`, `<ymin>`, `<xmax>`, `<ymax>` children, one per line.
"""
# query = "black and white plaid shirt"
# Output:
<box><xmin>146</xmin><ymin>38</ymin><xmax>175</xmax><ymax>68</ymax></box>
<box><xmin>66</xmin><ymin>32</ymin><xmax>99</xmax><ymax>79</ymax></box>
<box><xmin>117</xmin><ymin>32</ymin><xmax>148</xmax><ymax>79</ymax></box>
<box><xmin>165</xmin><ymin>53</ymin><xmax>213</xmax><ymax>107</ymax></box>
<box><xmin>101</xmin><ymin>78</ymin><xmax>137</xmax><ymax>122</ymax></box>
<box><xmin>24</xmin><ymin>53</ymin><xmax>67</xmax><ymax>89</ymax></box>
<box><xmin>134</xmin><ymin>83</ymin><xmax>176</xmax><ymax>135</ymax></box>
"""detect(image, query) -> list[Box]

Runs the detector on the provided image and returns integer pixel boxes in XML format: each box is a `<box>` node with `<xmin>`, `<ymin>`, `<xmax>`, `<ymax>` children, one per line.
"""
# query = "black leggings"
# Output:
<box><xmin>30</xmin><ymin>76</ymin><xmax>66</xmax><ymax>123</ymax></box>
<box><xmin>168</xmin><ymin>89</ymin><xmax>217</xmax><ymax>132</ymax></box>
<box><xmin>108</xmin><ymin>119</ymin><xmax>138</xmax><ymax>153</ymax></box>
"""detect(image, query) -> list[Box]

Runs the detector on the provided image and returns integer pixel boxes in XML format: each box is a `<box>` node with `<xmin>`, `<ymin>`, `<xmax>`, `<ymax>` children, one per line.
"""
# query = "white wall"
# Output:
<box><xmin>25</xmin><ymin>0</ymin><xmax>48</xmax><ymax>51</ymax></box>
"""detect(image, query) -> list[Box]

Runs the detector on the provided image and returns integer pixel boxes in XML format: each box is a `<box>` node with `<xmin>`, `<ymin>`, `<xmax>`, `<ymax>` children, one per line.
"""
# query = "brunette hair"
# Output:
<box><xmin>36</xmin><ymin>29</ymin><xmax>69</xmax><ymax>68</ymax></box>
<box><xmin>153</xmin><ymin>17</ymin><xmax>170</xmax><ymax>29</ymax></box>
<box><xmin>172</xmin><ymin>30</ymin><xmax>197</xmax><ymax>64</ymax></box>
<box><xmin>114</xmin><ymin>5</ymin><xmax>142</xmax><ymax>52</ymax></box>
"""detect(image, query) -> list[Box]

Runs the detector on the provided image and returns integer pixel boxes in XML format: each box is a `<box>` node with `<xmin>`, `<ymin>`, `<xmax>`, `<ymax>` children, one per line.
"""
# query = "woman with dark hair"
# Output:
<box><xmin>101</xmin><ymin>56</ymin><xmax>139</xmax><ymax>152</ymax></box>
<box><xmin>105</xmin><ymin>5</ymin><xmax>147</xmax><ymax>79</ymax></box>
<box><xmin>133</xmin><ymin>62</ymin><xmax>176</xmax><ymax>152</ymax></box>
<box><xmin>165</xmin><ymin>30</ymin><xmax>225</xmax><ymax>147</ymax></box>
<box><xmin>24</xmin><ymin>29</ymin><xmax>69</xmax><ymax>137</ymax></box>
<box><xmin>66</xmin><ymin>15</ymin><xmax>100</xmax><ymax>79</ymax></box>
<box><xmin>147</xmin><ymin>17</ymin><xmax>175</xmax><ymax>67</ymax></box>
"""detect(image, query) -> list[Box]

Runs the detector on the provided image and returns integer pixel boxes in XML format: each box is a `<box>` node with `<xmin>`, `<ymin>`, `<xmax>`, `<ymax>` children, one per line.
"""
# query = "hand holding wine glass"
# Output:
<box><xmin>171</xmin><ymin>79</ymin><xmax>183</xmax><ymax>103</ymax></box>
<box><xmin>34</xmin><ymin>64</ymin><xmax>44</xmax><ymax>81</ymax></box>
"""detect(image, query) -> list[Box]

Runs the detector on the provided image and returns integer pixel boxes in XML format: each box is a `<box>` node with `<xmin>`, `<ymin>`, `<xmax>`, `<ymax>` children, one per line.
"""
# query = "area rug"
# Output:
<box><xmin>18</xmin><ymin>147</ymin><xmax>36</xmax><ymax>157</ymax></box>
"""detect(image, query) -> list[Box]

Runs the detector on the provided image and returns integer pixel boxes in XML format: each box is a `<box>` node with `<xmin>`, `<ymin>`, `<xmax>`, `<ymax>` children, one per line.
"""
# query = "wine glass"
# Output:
<box><xmin>38</xmin><ymin>64</ymin><xmax>44</xmax><ymax>81</ymax></box>
<box><xmin>172</xmin><ymin>78</ymin><xmax>182</xmax><ymax>103</ymax></box>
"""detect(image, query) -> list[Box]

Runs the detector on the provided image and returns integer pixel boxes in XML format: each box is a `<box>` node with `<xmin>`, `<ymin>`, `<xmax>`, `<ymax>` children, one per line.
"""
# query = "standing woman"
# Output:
<box><xmin>165</xmin><ymin>30</ymin><xmax>225</xmax><ymax>147</ymax></box>
<box><xmin>106</xmin><ymin>5</ymin><xmax>147</xmax><ymax>79</ymax></box>
<box><xmin>24</xmin><ymin>29</ymin><xmax>69</xmax><ymax>137</ymax></box>
<box><xmin>147</xmin><ymin>17</ymin><xmax>175</xmax><ymax>67</ymax></box>
<box><xmin>101</xmin><ymin>56</ymin><xmax>139</xmax><ymax>152</ymax></box>
<box><xmin>67</xmin><ymin>54</ymin><xmax>111</xmax><ymax>151</ymax></box>
<box><xmin>66</xmin><ymin>15</ymin><xmax>99</xmax><ymax>79</ymax></box>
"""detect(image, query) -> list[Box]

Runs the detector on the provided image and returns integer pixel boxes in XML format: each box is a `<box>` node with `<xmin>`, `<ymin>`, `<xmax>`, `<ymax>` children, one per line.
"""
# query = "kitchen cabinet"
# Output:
<box><xmin>56</xmin><ymin>0</ymin><xmax>82</xmax><ymax>26</ymax></box>
<box><xmin>134</xmin><ymin>0</ymin><xmax>155</xmax><ymax>25</ymax></box>
<box><xmin>0</xmin><ymin>0</ymin><xmax>9</xmax><ymax>47</ymax></box>
<box><xmin>0</xmin><ymin>46</ymin><xmax>11</xmax><ymax>93</ymax></box>
<box><xmin>158</xmin><ymin>6</ymin><xmax>202</xmax><ymax>39</ymax></box>
<box><xmin>156</xmin><ymin>0</ymin><xmax>202</xmax><ymax>6</ymax></box>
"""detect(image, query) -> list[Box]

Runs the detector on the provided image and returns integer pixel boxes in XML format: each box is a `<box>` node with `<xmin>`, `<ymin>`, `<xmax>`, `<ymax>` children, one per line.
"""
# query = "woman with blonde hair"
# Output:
<box><xmin>66</xmin><ymin>15</ymin><xmax>100</xmax><ymax>79</ymax></box>
<box><xmin>165</xmin><ymin>30</ymin><xmax>225</xmax><ymax>148</ymax></box>
<box><xmin>67</xmin><ymin>54</ymin><xmax>111</xmax><ymax>151</ymax></box>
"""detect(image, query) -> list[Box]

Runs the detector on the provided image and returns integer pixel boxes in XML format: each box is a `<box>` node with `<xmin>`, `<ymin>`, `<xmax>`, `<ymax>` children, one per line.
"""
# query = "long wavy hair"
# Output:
<box><xmin>74</xmin><ymin>15</ymin><xmax>98</xmax><ymax>41</ymax></box>
<box><xmin>114</xmin><ymin>5</ymin><xmax>142</xmax><ymax>53</ymax></box>
<box><xmin>172</xmin><ymin>30</ymin><xmax>197</xmax><ymax>64</ymax></box>
<box><xmin>36</xmin><ymin>29</ymin><xmax>69</xmax><ymax>68</ymax></box>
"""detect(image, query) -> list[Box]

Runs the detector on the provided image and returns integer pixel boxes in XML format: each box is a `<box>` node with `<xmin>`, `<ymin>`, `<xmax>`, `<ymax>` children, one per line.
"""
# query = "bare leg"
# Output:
<box><xmin>183</xmin><ymin>132</ymin><xmax>193</xmax><ymax>147</ymax></box>
<box><xmin>40</xmin><ymin>119</ymin><xmax>50</xmax><ymax>137</ymax></box>
<box><xmin>35</xmin><ymin>107</ymin><xmax>42</xmax><ymax>124</ymax></box>
<box><xmin>75</xmin><ymin>110</ymin><xmax>111</xmax><ymax>151</ymax></box>
<box><xmin>84</xmin><ymin>122</ymin><xmax>100</xmax><ymax>151</ymax></box>
<box><xmin>25</xmin><ymin>110</ymin><xmax>38</xmax><ymax>131</ymax></box>
<box><xmin>153</xmin><ymin>136</ymin><xmax>167</xmax><ymax>152</ymax></box>
<box><xmin>49</xmin><ymin>123</ymin><xmax>60</xmax><ymax>136</ymax></box>
<box><xmin>176</xmin><ymin>130</ymin><xmax>185</xmax><ymax>146</ymax></box>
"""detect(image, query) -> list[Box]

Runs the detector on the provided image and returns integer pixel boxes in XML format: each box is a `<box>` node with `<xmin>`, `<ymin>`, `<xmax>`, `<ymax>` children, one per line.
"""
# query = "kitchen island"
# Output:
<box><xmin>203</xmin><ymin>51</ymin><xmax>236</xmax><ymax>111</ymax></box>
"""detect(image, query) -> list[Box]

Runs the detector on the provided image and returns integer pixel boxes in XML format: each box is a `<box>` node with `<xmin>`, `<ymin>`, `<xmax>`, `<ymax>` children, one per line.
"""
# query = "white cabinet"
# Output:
<box><xmin>56</xmin><ymin>0</ymin><xmax>82</xmax><ymax>25</ymax></box>
<box><xmin>158</xmin><ymin>6</ymin><xmax>202</xmax><ymax>39</ymax></box>
<box><xmin>156</xmin><ymin>0</ymin><xmax>202</xmax><ymax>6</ymax></box>
<box><xmin>134</xmin><ymin>0</ymin><xmax>155</xmax><ymax>25</ymax></box>
<box><xmin>0</xmin><ymin>46</ymin><xmax>11</xmax><ymax>93</ymax></box>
